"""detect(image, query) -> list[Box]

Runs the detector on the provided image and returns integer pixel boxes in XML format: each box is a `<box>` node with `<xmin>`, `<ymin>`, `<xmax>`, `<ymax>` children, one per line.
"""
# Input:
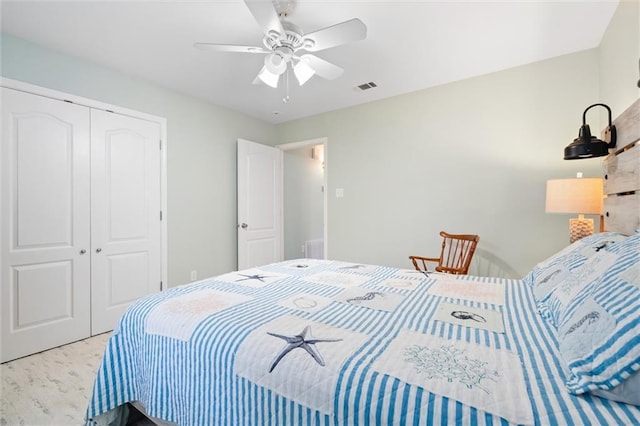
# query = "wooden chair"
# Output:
<box><xmin>409</xmin><ymin>231</ymin><xmax>480</xmax><ymax>275</ymax></box>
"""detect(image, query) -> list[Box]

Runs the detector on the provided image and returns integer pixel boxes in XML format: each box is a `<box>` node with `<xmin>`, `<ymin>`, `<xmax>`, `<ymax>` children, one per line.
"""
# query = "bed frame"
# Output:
<box><xmin>602</xmin><ymin>98</ymin><xmax>640</xmax><ymax>235</ymax></box>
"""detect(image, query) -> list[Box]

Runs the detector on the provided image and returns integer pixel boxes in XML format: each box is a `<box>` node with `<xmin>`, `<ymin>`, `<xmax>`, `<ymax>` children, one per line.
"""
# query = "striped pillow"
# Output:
<box><xmin>525</xmin><ymin>232</ymin><xmax>626</xmax><ymax>285</ymax></box>
<box><xmin>556</xmin><ymin>233</ymin><xmax>640</xmax><ymax>400</ymax></box>
<box><xmin>525</xmin><ymin>232</ymin><xmax>626</xmax><ymax>322</ymax></box>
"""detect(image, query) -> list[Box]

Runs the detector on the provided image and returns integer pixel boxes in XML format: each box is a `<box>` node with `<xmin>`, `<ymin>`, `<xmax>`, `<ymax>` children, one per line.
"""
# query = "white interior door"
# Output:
<box><xmin>1</xmin><ymin>88</ymin><xmax>91</xmax><ymax>363</ymax></box>
<box><xmin>237</xmin><ymin>139</ymin><xmax>283</xmax><ymax>270</ymax></box>
<box><xmin>90</xmin><ymin>109</ymin><xmax>162</xmax><ymax>335</ymax></box>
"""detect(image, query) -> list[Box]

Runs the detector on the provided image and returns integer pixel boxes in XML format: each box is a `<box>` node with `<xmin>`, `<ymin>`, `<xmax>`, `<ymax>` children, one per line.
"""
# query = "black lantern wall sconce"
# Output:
<box><xmin>564</xmin><ymin>103</ymin><xmax>617</xmax><ymax>160</ymax></box>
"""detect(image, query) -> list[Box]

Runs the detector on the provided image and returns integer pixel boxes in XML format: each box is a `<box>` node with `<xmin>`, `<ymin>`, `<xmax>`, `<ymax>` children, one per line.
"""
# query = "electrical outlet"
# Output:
<box><xmin>301</xmin><ymin>244</ymin><xmax>305</xmax><ymax>254</ymax></box>
<box><xmin>190</xmin><ymin>270</ymin><xmax>197</xmax><ymax>281</ymax></box>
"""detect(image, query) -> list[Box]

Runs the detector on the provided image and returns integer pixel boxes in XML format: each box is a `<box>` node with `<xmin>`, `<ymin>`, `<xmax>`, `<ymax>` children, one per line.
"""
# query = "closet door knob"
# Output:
<box><xmin>80</xmin><ymin>249</ymin><xmax>86</xmax><ymax>255</ymax></box>
<box><xmin>96</xmin><ymin>248</ymin><xmax>102</xmax><ymax>253</ymax></box>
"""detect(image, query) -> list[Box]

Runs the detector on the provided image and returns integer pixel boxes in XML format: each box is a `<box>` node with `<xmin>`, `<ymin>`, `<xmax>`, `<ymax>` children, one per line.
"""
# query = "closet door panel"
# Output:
<box><xmin>90</xmin><ymin>109</ymin><xmax>162</xmax><ymax>335</ymax></box>
<box><xmin>1</xmin><ymin>88</ymin><xmax>91</xmax><ymax>363</ymax></box>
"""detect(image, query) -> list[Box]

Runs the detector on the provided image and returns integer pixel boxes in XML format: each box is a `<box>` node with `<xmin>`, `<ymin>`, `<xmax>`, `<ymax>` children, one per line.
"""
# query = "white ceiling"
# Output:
<box><xmin>1</xmin><ymin>0</ymin><xmax>619</xmax><ymax>124</ymax></box>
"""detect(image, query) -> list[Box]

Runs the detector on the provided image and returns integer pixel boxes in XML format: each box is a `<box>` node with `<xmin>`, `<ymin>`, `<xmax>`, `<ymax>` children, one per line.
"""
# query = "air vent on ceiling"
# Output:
<box><xmin>357</xmin><ymin>82</ymin><xmax>377</xmax><ymax>91</ymax></box>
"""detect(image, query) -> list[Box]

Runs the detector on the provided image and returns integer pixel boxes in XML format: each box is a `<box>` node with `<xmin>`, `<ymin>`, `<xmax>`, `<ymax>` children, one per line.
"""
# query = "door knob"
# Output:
<box><xmin>96</xmin><ymin>248</ymin><xmax>102</xmax><ymax>253</ymax></box>
<box><xmin>80</xmin><ymin>249</ymin><xmax>86</xmax><ymax>255</ymax></box>
<box><xmin>240</xmin><ymin>223</ymin><xmax>248</xmax><ymax>229</ymax></box>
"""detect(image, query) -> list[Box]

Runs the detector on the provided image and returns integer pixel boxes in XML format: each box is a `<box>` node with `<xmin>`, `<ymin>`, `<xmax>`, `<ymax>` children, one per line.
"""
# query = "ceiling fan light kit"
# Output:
<box><xmin>293</xmin><ymin>59</ymin><xmax>315</xmax><ymax>86</ymax></box>
<box><xmin>195</xmin><ymin>0</ymin><xmax>367</xmax><ymax>93</ymax></box>
<box><xmin>257</xmin><ymin>66</ymin><xmax>280</xmax><ymax>88</ymax></box>
<box><xmin>264</xmin><ymin>52</ymin><xmax>287</xmax><ymax>75</ymax></box>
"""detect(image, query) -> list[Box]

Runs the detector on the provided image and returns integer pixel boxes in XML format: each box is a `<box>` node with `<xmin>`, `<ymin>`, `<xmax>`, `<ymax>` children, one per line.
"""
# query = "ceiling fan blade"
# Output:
<box><xmin>243</xmin><ymin>0</ymin><xmax>286</xmax><ymax>40</ymax></box>
<box><xmin>302</xmin><ymin>18</ymin><xmax>367</xmax><ymax>52</ymax></box>
<box><xmin>194</xmin><ymin>43</ymin><xmax>269</xmax><ymax>54</ymax></box>
<box><xmin>300</xmin><ymin>54</ymin><xmax>343</xmax><ymax>80</ymax></box>
<box><xmin>252</xmin><ymin>67</ymin><xmax>264</xmax><ymax>85</ymax></box>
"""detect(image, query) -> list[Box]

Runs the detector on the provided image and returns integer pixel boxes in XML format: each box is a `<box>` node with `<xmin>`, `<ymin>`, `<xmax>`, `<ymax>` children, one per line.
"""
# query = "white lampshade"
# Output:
<box><xmin>293</xmin><ymin>59</ymin><xmax>315</xmax><ymax>86</ymax></box>
<box><xmin>545</xmin><ymin>177</ymin><xmax>603</xmax><ymax>243</ymax></box>
<box><xmin>264</xmin><ymin>53</ymin><xmax>287</xmax><ymax>75</ymax></box>
<box><xmin>257</xmin><ymin>66</ymin><xmax>280</xmax><ymax>88</ymax></box>
<box><xmin>545</xmin><ymin>178</ymin><xmax>603</xmax><ymax>214</ymax></box>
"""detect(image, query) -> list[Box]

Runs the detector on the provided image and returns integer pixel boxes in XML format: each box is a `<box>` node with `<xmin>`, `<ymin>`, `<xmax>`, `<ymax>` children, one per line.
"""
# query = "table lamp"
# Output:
<box><xmin>545</xmin><ymin>177</ymin><xmax>603</xmax><ymax>243</ymax></box>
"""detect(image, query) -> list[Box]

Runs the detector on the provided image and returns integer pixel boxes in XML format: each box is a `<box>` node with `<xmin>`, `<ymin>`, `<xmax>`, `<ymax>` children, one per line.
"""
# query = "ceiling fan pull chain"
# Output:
<box><xmin>282</xmin><ymin>67</ymin><xmax>290</xmax><ymax>104</ymax></box>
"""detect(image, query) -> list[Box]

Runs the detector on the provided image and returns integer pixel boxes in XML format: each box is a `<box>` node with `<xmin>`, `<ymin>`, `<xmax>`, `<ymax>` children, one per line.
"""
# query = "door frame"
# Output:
<box><xmin>1</xmin><ymin>77</ymin><xmax>169</xmax><ymax>290</ymax></box>
<box><xmin>278</xmin><ymin>137</ymin><xmax>328</xmax><ymax>259</ymax></box>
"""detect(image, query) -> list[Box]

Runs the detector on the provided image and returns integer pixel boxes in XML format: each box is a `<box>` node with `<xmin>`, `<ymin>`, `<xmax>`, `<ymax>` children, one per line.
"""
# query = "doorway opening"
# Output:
<box><xmin>278</xmin><ymin>137</ymin><xmax>328</xmax><ymax>260</ymax></box>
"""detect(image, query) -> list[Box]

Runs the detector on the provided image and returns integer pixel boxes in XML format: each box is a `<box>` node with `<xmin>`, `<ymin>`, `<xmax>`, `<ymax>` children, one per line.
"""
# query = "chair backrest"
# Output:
<box><xmin>435</xmin><ymin>231</ymin><xmax>480</xmax><ymax>275</ymax></box>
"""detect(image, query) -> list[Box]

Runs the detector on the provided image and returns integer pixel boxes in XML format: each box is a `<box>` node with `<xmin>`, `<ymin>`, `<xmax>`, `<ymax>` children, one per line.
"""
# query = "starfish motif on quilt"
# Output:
<box><xmin>267</xmin><ymin>325</ymin><xmax>342</xmax><ymax>373</ymax></box>
<box><xmin>236</xmin><ymin>273</ymin><xmax>271</xmax><ymax>283</ymax></box>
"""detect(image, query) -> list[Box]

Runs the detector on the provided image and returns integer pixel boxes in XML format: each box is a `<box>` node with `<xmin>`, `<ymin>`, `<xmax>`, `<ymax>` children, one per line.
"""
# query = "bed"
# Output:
<box><xmin>85</xmin><ymin>100</ymin><xmax>640</xmax><ymax>426</ymax></box>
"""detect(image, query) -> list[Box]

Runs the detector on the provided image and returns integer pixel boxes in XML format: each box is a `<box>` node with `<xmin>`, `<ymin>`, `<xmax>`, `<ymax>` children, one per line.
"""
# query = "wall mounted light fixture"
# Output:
<box><xmin>311</xmin><ymin>144</ymin><xmax>324</xmax><ymax>163</ymax></box>
<box><xmin>564</xmin><ymin>103</ymin><xmax>617</xmax><ymax>160</ymax></box>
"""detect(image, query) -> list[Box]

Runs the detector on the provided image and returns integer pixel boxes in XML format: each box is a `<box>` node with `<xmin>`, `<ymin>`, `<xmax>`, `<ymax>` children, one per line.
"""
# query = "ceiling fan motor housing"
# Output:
<box><xmin>262</xmin><ymin>20</ymin><xmax>314</xmax><ymax>74</ymax></box>
<box><xmin>263</xmin><ymin>21</ymin><xmax>314</xmax><ymax>53</ymax></box>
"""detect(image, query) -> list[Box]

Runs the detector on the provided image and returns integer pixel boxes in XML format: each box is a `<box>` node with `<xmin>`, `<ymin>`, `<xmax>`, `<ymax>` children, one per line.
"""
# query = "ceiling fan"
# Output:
<box><xmin>194</xmin><ymin>0</ymin><xmax>367</xmax><ymax>89</ymax></box>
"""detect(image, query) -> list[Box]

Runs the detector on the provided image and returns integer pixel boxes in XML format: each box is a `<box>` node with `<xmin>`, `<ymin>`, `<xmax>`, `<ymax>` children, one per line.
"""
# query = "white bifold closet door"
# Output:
<box><xmin>1</xmin><ymin>88</ymin><xmax>162</xmax><ymax>362</ymax></box>
<box><xmin>90</xmin><ymin>109</ymin><xmax>161</xmax><ymax>335</ymax></box>
<box><xmin>1</xmin><ymin>88</ymin><xmax>91</xmax><ymax>363</ymax></box>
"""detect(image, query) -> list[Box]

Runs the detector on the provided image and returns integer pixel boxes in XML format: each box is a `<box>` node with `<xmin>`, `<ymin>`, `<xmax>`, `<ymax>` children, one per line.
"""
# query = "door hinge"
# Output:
<box><xmin>160</xmin><ymin>211</ymin><xmax>163</xmax><ymax>221</ymax></box>
<box><xmin>160</xmin><ymin>280</ymin><xmax>163</xmax><ymax>288</ymax></box>
<box><xmin>159</xmin><ymin>139</ymin><xmax>162</xmax><ymax>150</ymax></box>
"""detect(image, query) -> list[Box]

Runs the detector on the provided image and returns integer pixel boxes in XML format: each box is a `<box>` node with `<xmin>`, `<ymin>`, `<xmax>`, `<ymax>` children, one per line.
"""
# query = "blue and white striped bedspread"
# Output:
<box><xmin>85</xmin><ymin>259</ymin><xmax>640</xmax><ymax>425</ymax></box>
